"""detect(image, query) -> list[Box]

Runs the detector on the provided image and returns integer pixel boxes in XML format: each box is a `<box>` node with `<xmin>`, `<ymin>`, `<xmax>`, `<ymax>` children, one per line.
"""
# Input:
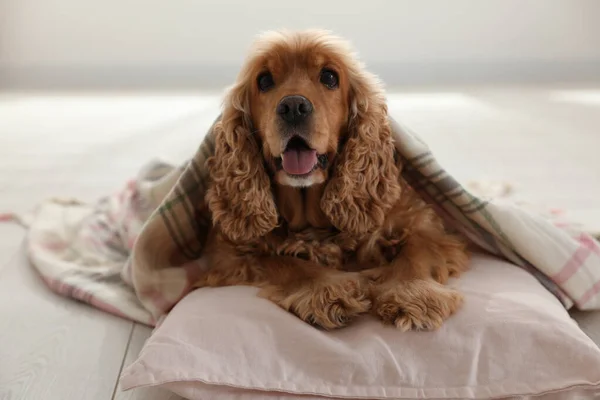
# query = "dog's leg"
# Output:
<box><xmin>256</xmin><ymin>256</ymin><xmax>372</xmax><ymax>329</ymax></box>
<box><xmin>195</xmin><ymin>242</ymin><xmax>371</xmax><ymax>330</ymax></box>
<box><xmin>364</xmin><ymin>218</ymin><xmax>470</xmax><ymax>331</ymax></box>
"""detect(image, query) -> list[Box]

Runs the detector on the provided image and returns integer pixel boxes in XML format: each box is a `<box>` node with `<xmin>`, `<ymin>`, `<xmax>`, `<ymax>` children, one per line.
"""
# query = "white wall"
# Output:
<box><xmin>1</xmin><ymin>0</ymin><xmax>599</xmax><ymax>89</ymax></box>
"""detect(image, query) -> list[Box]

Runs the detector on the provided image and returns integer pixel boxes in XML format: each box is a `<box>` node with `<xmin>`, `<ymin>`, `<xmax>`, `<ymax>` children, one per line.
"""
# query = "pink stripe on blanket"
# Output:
<box><xmin>0</xmin><ymin>213</ymin><xmax>17</xmax><ymax>222</ymax></box>
<box><xmin>552</xmin><ymin>234</ymin><xmax>599</xmax><ymax>284</ymax></box>
<box><xmin>38</xmin><ymin>240</ymin><xmax>68</xmax><ymax>252</ymax></box>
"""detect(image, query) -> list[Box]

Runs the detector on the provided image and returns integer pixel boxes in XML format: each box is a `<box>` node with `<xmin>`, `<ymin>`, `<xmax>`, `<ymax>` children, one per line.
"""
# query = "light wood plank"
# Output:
<box><xmin>114</xmin><ymin>324</ymin><xmax>185</xmax><ymax>400</ymax></box>
<box><xmin>0</xmin><ymin>249</ymin><xmax>134</xmax><ymax>400</ymax></box>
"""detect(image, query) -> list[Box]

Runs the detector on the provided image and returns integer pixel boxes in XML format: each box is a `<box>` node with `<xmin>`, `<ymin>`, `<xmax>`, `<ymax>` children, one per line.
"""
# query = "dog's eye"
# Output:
<box><xmin>257</xmin><ymin>72</ymin><xmax>275</xmax><ymax>92</ymax></box>
<box><xmin>320</xmin><ymin>69</ymin><xmax>339</xmax><ymax>89</ymax></box>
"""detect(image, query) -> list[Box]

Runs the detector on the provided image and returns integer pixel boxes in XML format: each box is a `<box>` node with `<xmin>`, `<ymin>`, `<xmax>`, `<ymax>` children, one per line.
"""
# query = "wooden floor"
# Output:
<box><xmin>1</xmin><ymin>86</ymin><xmax>600</xmax><ymax>399</ymax></box>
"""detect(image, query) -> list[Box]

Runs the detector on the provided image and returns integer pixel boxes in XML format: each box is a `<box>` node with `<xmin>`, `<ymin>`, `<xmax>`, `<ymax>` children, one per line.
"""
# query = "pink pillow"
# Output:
<box><xmin>120</xmin><ymin>253</ymin><xmax>600</xmax><ymax>399</ymax></box>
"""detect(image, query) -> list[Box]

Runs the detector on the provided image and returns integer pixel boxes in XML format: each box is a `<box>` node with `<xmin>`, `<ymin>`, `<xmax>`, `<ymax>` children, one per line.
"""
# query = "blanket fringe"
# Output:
<box><xmin>0</xmin><ymin>198</ymin><xmax>88</xmax><ymax>230</ymax></box>
<box><xmin>0</xmin><ymin>212</ymin><xmax>29</xmax><ymax>228</ymax></box>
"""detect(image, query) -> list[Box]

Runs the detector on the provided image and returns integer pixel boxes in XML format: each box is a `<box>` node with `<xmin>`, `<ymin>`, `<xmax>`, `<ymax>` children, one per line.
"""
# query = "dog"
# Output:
<box><xmin>195</xmin><ymin>30</ymin><xmax>470</xmax><ymax>331</ymax></box>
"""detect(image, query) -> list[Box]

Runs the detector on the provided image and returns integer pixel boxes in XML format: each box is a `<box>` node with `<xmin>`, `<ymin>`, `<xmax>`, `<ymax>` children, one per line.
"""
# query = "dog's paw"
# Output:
<box><xmin>373</xmin><ymin>280</ymin><xmax>463</xmax><ymax>331</ymax></box>
<box><xmin>263</xmin><ymin>272</ymin><xmax>371</xmax><ymax>330</ymax></box>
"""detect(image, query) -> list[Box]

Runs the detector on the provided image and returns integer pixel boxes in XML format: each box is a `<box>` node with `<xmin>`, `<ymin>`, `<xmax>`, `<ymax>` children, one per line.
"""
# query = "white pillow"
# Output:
<box><xmin>120</xmin><ymin>253</ymin><xmax>600</xmax><ymax>399</ymax></box>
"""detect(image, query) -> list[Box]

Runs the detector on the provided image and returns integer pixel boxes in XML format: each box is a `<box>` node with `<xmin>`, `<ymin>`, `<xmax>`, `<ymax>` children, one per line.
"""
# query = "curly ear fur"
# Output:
<box><xmin>321</xmin><ymin>67</ymin><xmax>402</xmax><ymax>236</ymax></box>
<box><xmin>205</xmin><ymin>81</ymin><xmax>278</xmax><ymax>243</ymax></box>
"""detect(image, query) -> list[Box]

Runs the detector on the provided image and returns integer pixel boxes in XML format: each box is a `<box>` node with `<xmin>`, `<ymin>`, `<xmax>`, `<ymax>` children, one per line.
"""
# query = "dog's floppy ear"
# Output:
<box><xmin>205</xmin><ymin>80</ymin><xmax>278</xmax><ymax>243</ymax></box>
<box><xmin>321</xmin><ymin>67</ymin><xmax>401</xmax><ymax>236</ymax></box>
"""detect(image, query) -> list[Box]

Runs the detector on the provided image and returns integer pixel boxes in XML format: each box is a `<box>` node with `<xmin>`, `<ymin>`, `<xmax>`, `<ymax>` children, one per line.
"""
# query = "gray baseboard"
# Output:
<box><xmin>2</xmin><ymin>60</ymin><xmax>600</xmax><ymax>90</ymax></box>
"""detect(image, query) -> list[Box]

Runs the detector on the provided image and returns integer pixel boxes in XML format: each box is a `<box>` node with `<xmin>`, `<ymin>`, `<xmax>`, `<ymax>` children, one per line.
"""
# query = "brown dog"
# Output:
<box><xmin>196</xmin><ymin>30</ymin><xmax>470</xmax><ymax>331</ymax></box>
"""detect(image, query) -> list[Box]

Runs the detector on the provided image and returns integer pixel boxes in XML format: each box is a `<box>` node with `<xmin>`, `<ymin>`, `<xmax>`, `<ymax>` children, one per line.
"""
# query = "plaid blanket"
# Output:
<box><xmin>7</xmin><ymin>116</ymin><xmax>600</xmax><ymax>326</ymax></box>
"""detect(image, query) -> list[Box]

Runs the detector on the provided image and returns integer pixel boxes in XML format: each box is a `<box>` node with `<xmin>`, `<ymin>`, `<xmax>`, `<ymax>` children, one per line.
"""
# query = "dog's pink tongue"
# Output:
<box><xmin>282</xmin><ymin>148</ymin><xmax>317</xmax><ymax>175</ymax></box>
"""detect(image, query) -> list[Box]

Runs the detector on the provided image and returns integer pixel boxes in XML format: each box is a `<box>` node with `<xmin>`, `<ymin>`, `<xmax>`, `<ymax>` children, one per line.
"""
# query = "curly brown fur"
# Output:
<box><xmin>199</xmin><ymin>30</ymin><xmax>470</xmax><ymax>330</ymax></box>
<box><xmin>205</xmin><ymin>106</ymin><xmax>279</xmax><ymax>243</ymax></box>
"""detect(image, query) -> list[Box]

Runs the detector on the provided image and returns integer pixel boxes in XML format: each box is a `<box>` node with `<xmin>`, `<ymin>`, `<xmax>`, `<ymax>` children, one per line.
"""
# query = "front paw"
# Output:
<box><xmin>262</xmin><ymin>273</ymin><xmax>371</xmax><ymax>330</ymax></box>
<box><xmin>373</xmin><ymin>280</ymin><xmax>463</xmax><ymax>331</ymax></box>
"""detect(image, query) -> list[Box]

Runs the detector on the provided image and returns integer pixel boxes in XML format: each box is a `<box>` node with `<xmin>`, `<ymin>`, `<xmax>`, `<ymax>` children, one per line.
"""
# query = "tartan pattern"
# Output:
<box><xmin>11</xmin><ymin>114</ymin><xmax>600</xmax><ymax>325</ymax></box>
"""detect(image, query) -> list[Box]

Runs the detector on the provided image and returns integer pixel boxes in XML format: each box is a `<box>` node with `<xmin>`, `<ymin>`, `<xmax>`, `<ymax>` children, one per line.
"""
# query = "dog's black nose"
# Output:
<box><xmin>276</xmin><ymin>95</ymin><xmax>313</xmax><ymax>124</ymax></box>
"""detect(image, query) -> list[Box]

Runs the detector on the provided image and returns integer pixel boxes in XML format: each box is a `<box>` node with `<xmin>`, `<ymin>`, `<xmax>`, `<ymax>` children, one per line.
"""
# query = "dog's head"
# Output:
<box><xmin>207</xmin><ymin>30</ymin><xmax>401</xmax><ymax>242</ymax></box>
<box><xmin>247</xmin><ymin>31</ymin><xmax>351</xmax><ymax>188</ymax></box>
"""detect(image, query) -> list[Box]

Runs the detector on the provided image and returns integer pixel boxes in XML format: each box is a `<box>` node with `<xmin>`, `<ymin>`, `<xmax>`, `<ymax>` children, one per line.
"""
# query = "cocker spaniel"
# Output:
<box><xmin>196</xmin><ymin>30</ymin><xmax>470</xmax><ymax>331</ymax></box>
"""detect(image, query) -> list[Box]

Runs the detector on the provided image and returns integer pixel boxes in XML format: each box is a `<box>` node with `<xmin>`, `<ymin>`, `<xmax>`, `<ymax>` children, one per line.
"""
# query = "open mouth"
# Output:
<box><xmin>280</xmin><ymin>136</ymin><xmax>319</xmax><ymax>176</ymax></box>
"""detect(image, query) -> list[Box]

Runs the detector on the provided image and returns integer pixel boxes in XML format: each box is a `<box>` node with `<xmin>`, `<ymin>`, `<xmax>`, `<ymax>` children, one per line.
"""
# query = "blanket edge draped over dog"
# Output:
<box><xmin>12</xmin><ymin>115</ymin><xmax>600</xmax><ymax>326</ymax></box>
